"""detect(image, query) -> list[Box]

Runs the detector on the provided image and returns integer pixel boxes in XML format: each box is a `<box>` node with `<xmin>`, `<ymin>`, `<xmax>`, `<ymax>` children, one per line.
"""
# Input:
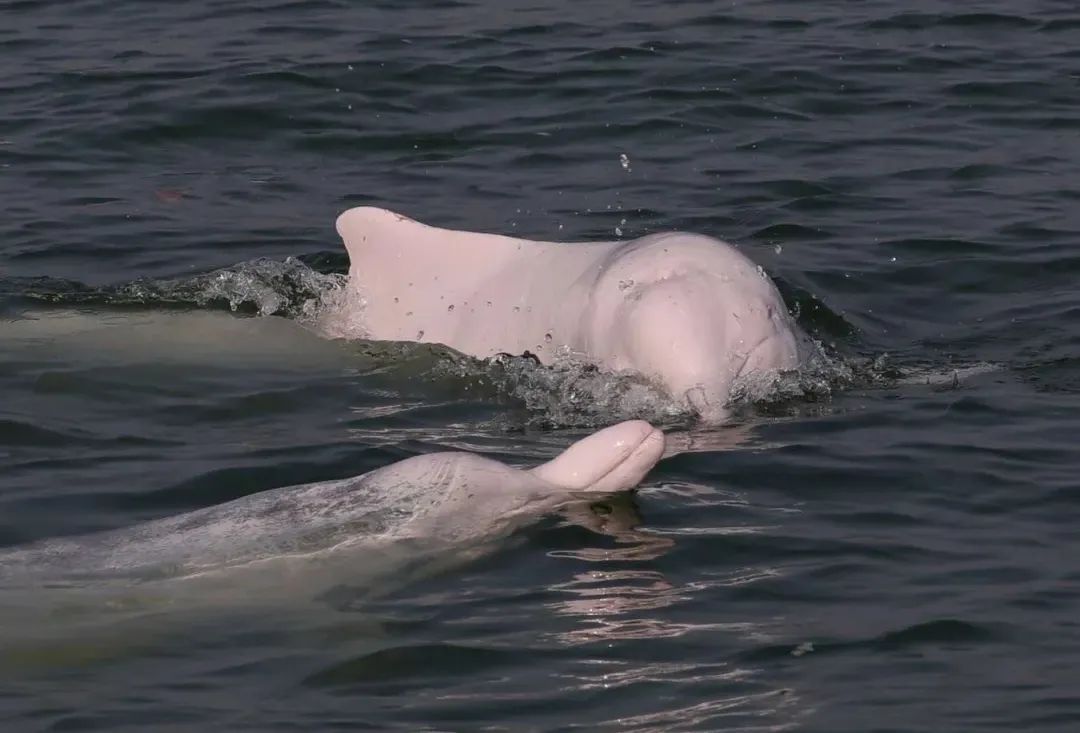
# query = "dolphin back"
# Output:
<box><xmin>0</xmin><ymin>472</ymin><xmax>414</xmax><ymax>585</ymax></box>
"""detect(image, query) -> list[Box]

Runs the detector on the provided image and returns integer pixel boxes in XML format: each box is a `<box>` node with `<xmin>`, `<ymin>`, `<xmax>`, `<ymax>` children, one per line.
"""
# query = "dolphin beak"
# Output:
<box><xmin>584</xmin><ymin>421</ymin><xmax>666</xmax><ymax>494</ymax></box>
<box><xmin>529</xmin><ymin>420</ymin><xmax>666</xmax><ymax>492</ymax></box>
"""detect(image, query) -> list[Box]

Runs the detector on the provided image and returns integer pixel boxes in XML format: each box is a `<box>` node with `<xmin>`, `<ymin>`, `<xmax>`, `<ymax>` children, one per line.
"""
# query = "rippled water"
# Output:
<box><xmin>3</xmin><ymin>1</ymin><xmax>1079</xmax><ymax>730</ymax></box>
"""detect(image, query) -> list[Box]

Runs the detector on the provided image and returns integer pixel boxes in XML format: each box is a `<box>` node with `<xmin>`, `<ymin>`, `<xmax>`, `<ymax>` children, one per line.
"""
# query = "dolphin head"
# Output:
<box><xmin>375</xmin><ymin>422</ymin><xmax>665</xmax><ymax>545</ymax></box>
<box><xmin>529</xmin><ymin>420</ymin><xmax>665</xmax><ymax>493</ymax></box>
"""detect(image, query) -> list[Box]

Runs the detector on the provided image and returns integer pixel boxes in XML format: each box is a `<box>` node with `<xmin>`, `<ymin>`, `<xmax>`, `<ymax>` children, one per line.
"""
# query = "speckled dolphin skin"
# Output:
<box><xmin>327</xmin><ymin>207</ymin><xmax>803</xmax><ymax>420</ymax></box>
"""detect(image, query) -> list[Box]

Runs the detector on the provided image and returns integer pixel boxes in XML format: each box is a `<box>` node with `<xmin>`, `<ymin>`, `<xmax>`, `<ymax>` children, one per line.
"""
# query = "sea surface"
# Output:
<box><xmin>3</xmin><ymin>1</ymin><xmax>1079</xmax><ymax>730</ymax></box>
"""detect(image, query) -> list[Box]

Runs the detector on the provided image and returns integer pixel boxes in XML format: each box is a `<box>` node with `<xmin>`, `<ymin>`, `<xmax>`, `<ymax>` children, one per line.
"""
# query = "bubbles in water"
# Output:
<box><xmin>619</xmin><ymin>153</ymin><xmax>631</xmax><ymax>171</ymax></box>
<box><xmin>441</xmin><ymin>351</ymin><xmax>690</xmax><ymax>428</ymax></box>
<box><xmin>95</xmin><ymin>257</ymin><xmax>346</xmax><ymax>320</ymax></box>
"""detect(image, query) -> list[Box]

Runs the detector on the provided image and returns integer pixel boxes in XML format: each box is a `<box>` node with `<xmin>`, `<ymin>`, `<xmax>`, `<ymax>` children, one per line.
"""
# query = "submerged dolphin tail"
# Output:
<box><xmin>529</xmin><ymin>421</ymin><xmax>665</xmax><ymax>493</ymax></box>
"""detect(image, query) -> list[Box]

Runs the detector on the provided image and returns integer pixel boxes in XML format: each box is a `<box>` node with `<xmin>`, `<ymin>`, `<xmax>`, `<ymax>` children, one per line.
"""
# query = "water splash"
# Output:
<box><xmin>2</xmin><ymin>259</ymin><xmax>998</xmax><ymax>427</ymax></box>
<box><xmin>6</xmin><ymin>257</ymin><xmax>345</xmax><ymax>320</ymax></box>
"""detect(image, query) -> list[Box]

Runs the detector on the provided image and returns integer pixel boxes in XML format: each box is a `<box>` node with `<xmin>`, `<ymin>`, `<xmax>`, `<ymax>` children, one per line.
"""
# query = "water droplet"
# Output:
<box><xmin>513</xmin><ymin>306</ymin><xmax>521</xmax><ymax>313</ymax></box>
<box><xmin>393</xmin><ymin>297</ymin><xmax>399</xmax><ymax>303</ymax></box>
<box><xmin>615</xmin><ymin>226</ymin><xmax>623</xmax><ymax>236</ymax></box>
<box><xmin>774</xmin><ymin>244</ymin><xmax>783</xmax><ymax>255</ymax></box>
<box><xmin>416</xmin><ymin>330</ymin><xmax>424</xmax><ymax>339</ymax></box>
<box><xmin>447</xmin><ymin>304</ymin><xmax>455</xmax><ymax>312</ymax></box>
<box><xmin>486</xmin><ymin>300</ymin><xmax>492</xmax><ymax>307</ymax></box>
<box><xmin>619</xmin><ymin>153</ymin><xmax>631</xmax><ymax>171</ymax></box>
<box><xmin>544</xmin><ymin>332</ymin><xmax>553</xmax><ymax>342</ymax></box>
<box><xmin>756</xmin><ymin>265</ymin><xmax>767</xmax><ymax>279</ymax></box>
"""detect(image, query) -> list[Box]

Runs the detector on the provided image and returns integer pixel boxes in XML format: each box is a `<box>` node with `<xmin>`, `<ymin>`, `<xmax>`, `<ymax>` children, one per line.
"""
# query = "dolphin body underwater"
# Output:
<box><xmin>0</xmin><ymin>422</ymin><xmax>664</xmax><ymax>599</ymax></box>
<box><xmin>324</xmin><ymin>207</ymin><xmax>807</xmax><ymax>420</ymax></box>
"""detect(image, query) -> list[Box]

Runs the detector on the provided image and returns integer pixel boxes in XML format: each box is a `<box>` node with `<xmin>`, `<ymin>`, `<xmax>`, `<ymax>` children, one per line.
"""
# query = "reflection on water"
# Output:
<box><xmin>558</xmin><ymin>660</ymin><xmax>808</xmax><ymax>732</ymax></box>
<box><xmin>597</xmin><ymin>687</ymin><xmax>808</xmax><ymax>733</ymax></box>
<box><xmin>545</xmin><ymin>491</ymin><xmax>786</xmax><ymax>645</ymax></box>
<box><xmin>541</xmin><ymin>491</ymin><xmax>809</xmax><ymax>731</ymax></box>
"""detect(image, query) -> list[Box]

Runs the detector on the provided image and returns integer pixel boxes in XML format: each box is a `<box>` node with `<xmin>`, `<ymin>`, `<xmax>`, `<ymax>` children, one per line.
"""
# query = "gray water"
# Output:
<box><xmin>2</xmin><ymin>1</ymin><xmax>1079</xmax><ymax>730</ymax></box>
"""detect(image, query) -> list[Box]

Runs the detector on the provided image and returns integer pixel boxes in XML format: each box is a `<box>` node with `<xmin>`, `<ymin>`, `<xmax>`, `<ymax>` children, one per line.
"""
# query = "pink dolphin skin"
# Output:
<box><xmin>0</xmin><ymin>421</ymin><xmax>665</xmax><ymax>583</ymax></box>
<box><xmin>333</xmin><ymin>207</ymin><xmax>802</xmax><ymax>419</ymax></box>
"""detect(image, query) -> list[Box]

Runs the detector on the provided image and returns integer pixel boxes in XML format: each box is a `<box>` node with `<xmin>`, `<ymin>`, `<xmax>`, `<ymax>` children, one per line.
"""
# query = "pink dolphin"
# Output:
<box><xmin>0</xmin><ymin>421</ymin><xmax>664</xmax><ymax>582</ymax></box>
<box><xmin>331</xmin><ymin>207</ymin><xmax>802</xmax><ymax>419</ymax></box>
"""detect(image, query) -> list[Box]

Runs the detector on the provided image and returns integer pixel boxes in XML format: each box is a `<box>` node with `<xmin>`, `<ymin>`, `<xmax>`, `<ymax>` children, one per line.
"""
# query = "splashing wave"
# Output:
<box><xmin>2</xmin><ymin>257</ymin><xmax>986</xmax><ymax>427</ymax></box>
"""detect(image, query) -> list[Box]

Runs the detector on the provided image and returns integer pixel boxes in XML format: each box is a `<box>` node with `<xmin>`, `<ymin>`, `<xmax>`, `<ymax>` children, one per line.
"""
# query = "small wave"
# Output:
<box><xmin>452</xmin><ymin>350</ymin><xmax>696</xmax><ymax>427</ymax></box>
<box><xmin>4</xmin><ymin>256</ymin><xmax>344</xmax><ymax>319</ymax></box>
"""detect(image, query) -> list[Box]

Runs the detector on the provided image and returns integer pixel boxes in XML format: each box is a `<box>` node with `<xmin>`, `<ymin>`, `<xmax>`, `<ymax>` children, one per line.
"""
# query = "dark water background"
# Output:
<box><xmin>3</xmin><ymin>0</ymin><xmax>1080</xmax><ymax>730</ymax></box>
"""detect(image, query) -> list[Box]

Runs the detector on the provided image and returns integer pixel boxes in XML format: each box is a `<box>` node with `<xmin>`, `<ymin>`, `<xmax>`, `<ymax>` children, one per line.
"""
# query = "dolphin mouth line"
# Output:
<box><xmin>581</xmin><ymin>424</ymin><xmax>665</xmax><ymax>493</ymax></box>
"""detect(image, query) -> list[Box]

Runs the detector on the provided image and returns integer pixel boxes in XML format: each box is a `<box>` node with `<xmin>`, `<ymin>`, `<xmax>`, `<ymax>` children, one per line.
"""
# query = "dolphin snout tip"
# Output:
<box><xmin>614</xmin><ymin>420</ymin><xmax>666</xmax><ymax>471</ymax></box>
<box><xmin>607</xmin><ymin>420</ymin><xmax>665</xmax><ymax>456</ymax></box>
